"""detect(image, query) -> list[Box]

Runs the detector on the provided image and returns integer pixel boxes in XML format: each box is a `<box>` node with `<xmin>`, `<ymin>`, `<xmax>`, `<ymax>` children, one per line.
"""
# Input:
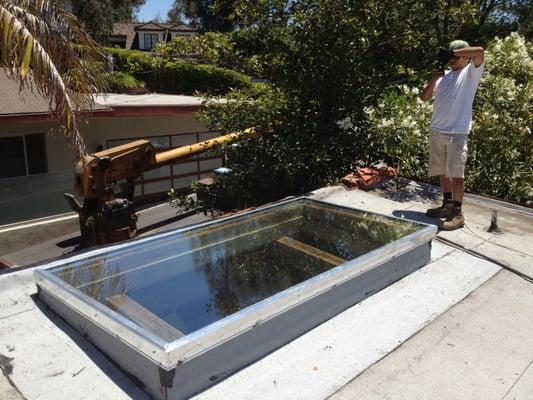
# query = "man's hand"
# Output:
<box><xmin>431</xmin><ymin>70</ymin><xmax>445</xmax><ymax>80</ymax></box>
<box><xmin>420</xmin><ymin>70</ymin><xmax>444</xmax><ymax>102</ymax></box>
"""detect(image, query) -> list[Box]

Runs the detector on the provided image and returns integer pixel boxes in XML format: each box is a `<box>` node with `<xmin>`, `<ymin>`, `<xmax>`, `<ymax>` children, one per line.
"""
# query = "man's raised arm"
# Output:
<box><xmin>453</xmin><ymin>46</ymin><xmax>484</xmax><ymax>67</ymax></box>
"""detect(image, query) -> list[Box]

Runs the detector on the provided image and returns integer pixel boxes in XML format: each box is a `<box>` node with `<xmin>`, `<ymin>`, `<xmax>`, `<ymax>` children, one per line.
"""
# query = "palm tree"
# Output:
<box><xmin>0</xmin><ymin>0</ymin><xmax>108</xmax><ymax>159</ymax></box>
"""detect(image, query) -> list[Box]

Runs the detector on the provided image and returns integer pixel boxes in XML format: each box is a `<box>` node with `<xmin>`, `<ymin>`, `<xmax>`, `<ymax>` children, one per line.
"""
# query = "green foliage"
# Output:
<box><xmin>70</xmin><ymin>0</ymin><xmax>147</xmax><ymax>43</ymax></box>
<box><xmin>151</xmin><ymin>61</ymin><xmax>251</xmax><ymax>94</ymax></box>
<box><xmin>198</xmin><ymin>85</ymin><xmax>295</xmax><ymax>206</ymax></box>
<box><xmin>168</xmin><ymin>185</ymin><xmax>207</xmax><ymax>214</ymax></box>
<box><xmin>154</xmin><ymin>32</ymin><xmax>235</xmax><ymax>66</ymax></box>
<box><xmin>197</xmin><ymin>0</ymin><xmax>440</xmax><ymax>205</ymax></box>
<box><xmin>105</xmin><ymin>47</ymin><xmax>251</xmax><ymax>94</ymax></box>
<box><xmin>167</xmin><ymin>0</ymin><xmax>236</xmax><ymax>32</ymax></box>
<box><xmin>111</xmin><ymin>0</ymin><xmax>146</xmax><ymax>22</ymax></box>
<box><xmin>364</xmin><ymin>86</ymin><xmax>433</xmax><ymax>178</ymax></box>
<box><xmin>168</xmin><ymin>176</ymin><xmax>243</xmax><ymax>213</ymax></box>
<box><xmin>468</xmin><ymin>33</ymin><xmax>533</xmax><ymax>204</ymax></box>
<box><xmin>104</xmin><ymin>71</ymin><xmax>144</xmax><ymax>93</ymax></box>
<box><xmin>200</xmin><ymin>89</ymin><xmax>369</xmax><ymax>207</ymax></box>
<box><xmin>154</xmin><ymin>32</ymin><xmax>263</xmax><ymax>76</ymax></box>
<box><xmin>70</xmin><ymin>0</ymin><xmax>113</xmax><ymax>43</ymax></box>
<box><xmin>105</xmin><ymin>47</ymin><xmax>156</xmax><ymax>81</ymax></box>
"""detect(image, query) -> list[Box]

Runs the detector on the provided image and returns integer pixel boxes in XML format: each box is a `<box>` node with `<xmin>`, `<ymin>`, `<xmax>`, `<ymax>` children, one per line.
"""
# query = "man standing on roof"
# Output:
<box><xmin>420</xmin><ymin>40</ymin><xmax>485</xmax><ymax>231</ymax></box>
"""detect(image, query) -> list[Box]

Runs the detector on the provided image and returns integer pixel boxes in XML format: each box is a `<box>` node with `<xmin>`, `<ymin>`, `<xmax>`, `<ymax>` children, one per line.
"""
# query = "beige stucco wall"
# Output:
<box><xmin>83</xmin><ymin>113</ymin><xmax>209</xmax><ymax>154</ymax></box>
<box><xmin>0</xmin><ymin>112</ymin><xmax>210</xmax><ymax>172</ymax></box>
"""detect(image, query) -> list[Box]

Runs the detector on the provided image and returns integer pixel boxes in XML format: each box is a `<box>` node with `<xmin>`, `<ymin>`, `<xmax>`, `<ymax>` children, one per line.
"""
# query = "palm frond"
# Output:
<box><xmin>0</xmin><ymin>0</ymin><xmax>108</xmax><ymax>160</ymax></box>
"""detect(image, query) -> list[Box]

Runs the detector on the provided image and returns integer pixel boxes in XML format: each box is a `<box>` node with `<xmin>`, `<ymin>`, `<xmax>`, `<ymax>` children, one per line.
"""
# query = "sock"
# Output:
<box><xmin>443</xmin><ymin>192</ymin><xmax>452</xmax><ymax>203</ymax></box>
<box><xmin>453</xmin><ymin>200</ymin><xmax>462</xmax><ymax>209</ymax></box>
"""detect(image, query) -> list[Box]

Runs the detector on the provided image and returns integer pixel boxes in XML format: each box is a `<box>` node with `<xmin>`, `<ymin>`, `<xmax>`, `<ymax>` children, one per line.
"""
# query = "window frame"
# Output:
<box><xmin>143</xmin><ymin>33</ymin><xmax>159</xmax><ymax>50</ymax></box>
<box><xmin>0</xmin><ymin>132</ymin><xmax>48</xmax><ymax>179</ymax></box>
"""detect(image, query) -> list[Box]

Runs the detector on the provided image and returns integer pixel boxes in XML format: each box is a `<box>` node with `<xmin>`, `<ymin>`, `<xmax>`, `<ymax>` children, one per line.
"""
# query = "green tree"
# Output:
<box><xmin>200</xmin><ymin>0</ymin><xmax>437</xmax><ymax>203</ymax></box>
<box><xmin>198</xmin><ymin>0</ymin><xmax>533</xmax><ymax>207</ymax></box>
<box><xmin>0</xmin><ymin>0</ymin><xmax>108</xmax><ymax>159</ymax></box>
<box><xmin>111</xmin><ymin>0</ymin><xmax>146</xmax><ymax>22</ymax></box>
<box><xmin>167</xmin><ymin>0</ymin><xmax>236</xmax><ymax>31</ymax></box>
<box><xmin>70</xmin><ymin>0</ymin><xmax>113</xmax><ymax>43</ymax></box>
<box><xmin>70</xmin><ymin>0</ymin><xmax>146</xmax><ymax>43</ymax></box>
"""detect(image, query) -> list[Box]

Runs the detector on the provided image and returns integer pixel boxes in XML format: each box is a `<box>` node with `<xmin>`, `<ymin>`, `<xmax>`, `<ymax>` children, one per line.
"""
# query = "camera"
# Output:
<box><xmin>436</xmin><ymin>48</ymin><xmax>454</xmax><ymax>72</ymax></box>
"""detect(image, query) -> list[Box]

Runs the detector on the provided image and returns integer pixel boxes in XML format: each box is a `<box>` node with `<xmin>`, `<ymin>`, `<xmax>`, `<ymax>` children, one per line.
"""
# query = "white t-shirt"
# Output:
<box><xmin>430</xmin><ymin>61</ymin><xmax>484</xmax><ymax>134</ymax></box>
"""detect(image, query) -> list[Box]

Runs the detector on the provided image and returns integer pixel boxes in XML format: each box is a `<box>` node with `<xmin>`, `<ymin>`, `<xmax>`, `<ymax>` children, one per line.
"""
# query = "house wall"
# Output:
<box><xmin>0</xmin><ymin>112</ymin><xmax>219</xmax><ymax>225</ymax></box>
<box><xmin>0</xmin><ymin>113</ymin><xmax>210</xmax><ymax>171</ymax></box>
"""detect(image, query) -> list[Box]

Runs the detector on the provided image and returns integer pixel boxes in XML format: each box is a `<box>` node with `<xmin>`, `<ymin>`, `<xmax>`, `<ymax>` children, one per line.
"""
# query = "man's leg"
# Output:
<box><xmin>440</xmin><ymin>143</ymin><xmax>467</xmax><ymax>230</ymax></box>
<box><xmin>426</xmin><ymin>132</ymin><xmax>454</xmax><ymax>218</ymax></box>
<box><xmin>440</xmin><ymin>175</ymin><xmax>452</xmax><ymax>192</ymax></box>
<box><xmin>440</xmin><ymin>175</ymin><xmax>453</xmax><ymax>199</ymax></box>
<box><xmin>452</xmin><ymin>178</ymin><xmax>464</xmax><ymax>203</ymax></box>
<box><xmin>426</xmin><ymin>175</ymin><xmax>453</xmax><ymax>217</ymax></box>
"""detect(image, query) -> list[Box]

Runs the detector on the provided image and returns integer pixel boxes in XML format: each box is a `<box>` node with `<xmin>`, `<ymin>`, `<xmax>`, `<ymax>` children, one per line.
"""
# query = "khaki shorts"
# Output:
<box><xmin>428</xmin><ymin>130</ymin><xmax>468</xmax><ymax>178</ymax></box>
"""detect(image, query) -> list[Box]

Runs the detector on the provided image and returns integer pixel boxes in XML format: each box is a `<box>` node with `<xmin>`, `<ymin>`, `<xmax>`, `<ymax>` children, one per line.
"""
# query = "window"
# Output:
<box><xmin>143</xmin><ymin>33</ymin><xmax>159</xmax><ymax>50</ymax></box>
<box><xmin>0</xmin><ymin>134</ymin><xmax>48</xmax><ymax>179</ymax></box>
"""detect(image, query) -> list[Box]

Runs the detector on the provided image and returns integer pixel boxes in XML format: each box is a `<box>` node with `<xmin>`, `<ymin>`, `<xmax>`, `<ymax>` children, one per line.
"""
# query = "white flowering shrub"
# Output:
<box><xmin>365</xmin><ymin>33</ymin><xmax>532</xmax><ymax>204</ymax></box>
<box><xmin>364</xmin><ymin>85</ymin><xmax>433</xmax><ymax>177</ymax></box>
<box><xmin>469</xmin><ymin>33</ymin><xmax>533</xmax><ymax>204</ymax></box>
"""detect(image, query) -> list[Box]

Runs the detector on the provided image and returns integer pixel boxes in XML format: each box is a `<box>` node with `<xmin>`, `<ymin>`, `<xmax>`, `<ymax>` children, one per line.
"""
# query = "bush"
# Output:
<box><xmin>154</xmin><ymin>32</ymin><xmax>236</xmax><ymax>67</ymax></box>
<box><xmin>364</xmin><ymin>85</ymin><xmax>432</xmax><ymax>178</ymax></box>
<box><xmin>104</xmin><ymin>71</ymin><xmax>144</xmax><ymax>93</ymax></box>
<box><xmin>199</xmin><ymin>85</ymin><xmax>369</xmax><ymax>207</ymax></box>
<box><xmin>154</xmin><ymin>32</ymin><xmax>263</xmax><ymax>77</ymax></box>
<box><xmin>468</xmin><ymin>33</ymin><xmax>533</xmax><ymax>204</ymax></box>
<box><xmin>151</xmin><ymin>61</ymin><xmax>252</xmax><ymax>95</ymax></box>
<box><xmin>105</xmin><ymin>47</ymin><xmax>156</xmax><ymax>82</ymax></box>
<box><xmin>105</xmin><ymin>47</ymin><xmax>252</xmax><ymax>95</ymax></box>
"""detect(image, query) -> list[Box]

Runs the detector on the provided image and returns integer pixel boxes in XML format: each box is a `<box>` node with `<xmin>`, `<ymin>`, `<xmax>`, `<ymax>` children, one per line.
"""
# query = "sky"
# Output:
<box><xmin>136</xmin><ymin>0</ymin><xmax>174</xmax><ymax>22</ymax></box>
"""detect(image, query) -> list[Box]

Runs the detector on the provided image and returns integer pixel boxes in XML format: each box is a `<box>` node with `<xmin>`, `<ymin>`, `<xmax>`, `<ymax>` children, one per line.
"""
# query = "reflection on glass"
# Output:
<box><xmin>50</xmin><ymin>200</ymin><xmax>419</xmax><ymax>341</ymax></box>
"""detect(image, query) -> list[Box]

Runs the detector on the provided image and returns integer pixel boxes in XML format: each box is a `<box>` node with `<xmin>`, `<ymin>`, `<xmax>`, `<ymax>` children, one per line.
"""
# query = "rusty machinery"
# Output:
<box><xmin>64</xmin><ymin>128</ymin><xmax>255</xmax><ymax>245</ymax></box>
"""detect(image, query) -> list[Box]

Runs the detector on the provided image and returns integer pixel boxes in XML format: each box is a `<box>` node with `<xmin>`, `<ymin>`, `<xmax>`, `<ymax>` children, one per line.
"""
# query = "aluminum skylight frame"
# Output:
<box><xmin>35</xmin><ymin>197</ymin><xmax>436</xmax><ymax>398</ymax></box>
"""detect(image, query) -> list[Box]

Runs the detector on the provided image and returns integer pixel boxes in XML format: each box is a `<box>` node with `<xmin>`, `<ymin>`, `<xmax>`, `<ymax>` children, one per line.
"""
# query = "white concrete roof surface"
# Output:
<box><xmin>1</xmin><ymin>182</ymin><xmax>532</xmax><ymax>400</ymax></box>
<box><xmin>94</xmin><ymin>93</ymin><xmax>209</xmax><ymax>107</ymax></box>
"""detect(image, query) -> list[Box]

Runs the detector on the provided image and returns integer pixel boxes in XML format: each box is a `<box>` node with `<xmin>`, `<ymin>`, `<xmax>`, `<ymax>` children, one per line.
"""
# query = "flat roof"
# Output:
<box><xmin>95</xmin><ymin>93</ymin><xmax>206</xmax><ymax>107</ymax></box>
<box><xmin>0</xmin><ymin>72</ymin><xmax>110</xmax><ymax>117</ymax></box>
<box><xmin>1</xmin><ymin>182</ymin><xmax>532</xmax><ymax>399</ymax></box>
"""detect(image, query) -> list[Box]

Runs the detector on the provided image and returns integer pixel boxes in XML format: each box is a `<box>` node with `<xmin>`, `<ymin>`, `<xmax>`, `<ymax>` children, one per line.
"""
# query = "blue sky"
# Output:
<box><xmin>136</xmin><ymin>0</ymin><xmax>174</xmax><ymax>22</ymax></box>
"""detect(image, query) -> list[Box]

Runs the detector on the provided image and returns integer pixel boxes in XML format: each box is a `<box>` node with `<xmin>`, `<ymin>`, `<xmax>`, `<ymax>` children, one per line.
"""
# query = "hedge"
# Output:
<box><xmin>104</xmin><ymin>71</ymin><xmax>144</xmax><ymax>93</ymax></box>
<box><xmin>105</xmin><ymin>48</ymin><xmax>156</xmax><ymax>81</ymax></box>
<box><xmin>105</xmin><ymin>47</ymin><xmax>251</xmax><ymax>95</ymax></box>
<box><xmin>151</xmin><ymin>61</ymin><xmax>251</xmax><ymax>94</ymax></box>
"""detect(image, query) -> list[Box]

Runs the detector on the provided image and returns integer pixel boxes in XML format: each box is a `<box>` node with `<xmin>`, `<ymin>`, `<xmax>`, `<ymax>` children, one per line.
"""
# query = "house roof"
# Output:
<box><xmin>0</xmin><ymin>73</ymin><xmax>53</xmax><ymax>116</ymax></box>
<box><xmin>135</xmin><ymin>21</ymin><xmax>197</xmax><ymax>32</ymax></box>
<box><xmin>0</xmin><ymin>72</ymin><xmax>110</xmax><ymax>121</ymax></box>
<box><xmin>134</xmin><ymin>22</ymin><xmax>166</xmax><ymax>31</ymax></box>
<box><xmin>110</xmin><ymin>22</ymin><xmax>138</xmax><ymax>49</ymax></box>
<box><xmin>0</xmin><ymin>71</ymin><xmax>209</xmax><ymax>121</ymax></box>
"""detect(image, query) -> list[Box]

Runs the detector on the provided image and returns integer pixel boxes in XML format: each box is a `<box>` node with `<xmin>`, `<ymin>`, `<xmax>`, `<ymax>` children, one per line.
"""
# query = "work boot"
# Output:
<box><xmin>439</xmin><ymin>206</ymin><xmax>465</xmax><ymax>231</ymax></box>
<box><xmin>425</xmin><ymin>200</ymin><xmax>453</xmax><ymax>218</ymax></box>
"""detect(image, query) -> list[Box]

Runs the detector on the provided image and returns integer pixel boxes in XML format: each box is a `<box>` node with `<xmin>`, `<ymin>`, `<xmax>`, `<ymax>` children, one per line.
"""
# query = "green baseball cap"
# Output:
<box><xmin>449</xmin><ymin>40</ymin><xmax>469</xmax><ymax>50</ymax></box>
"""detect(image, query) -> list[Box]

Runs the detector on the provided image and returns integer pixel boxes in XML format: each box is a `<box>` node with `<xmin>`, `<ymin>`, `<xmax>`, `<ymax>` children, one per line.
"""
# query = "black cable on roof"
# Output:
<box><xmin>435</xmin><ymin>236</ymin><xmax>533</xmax><ymax>284</ymax></box>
